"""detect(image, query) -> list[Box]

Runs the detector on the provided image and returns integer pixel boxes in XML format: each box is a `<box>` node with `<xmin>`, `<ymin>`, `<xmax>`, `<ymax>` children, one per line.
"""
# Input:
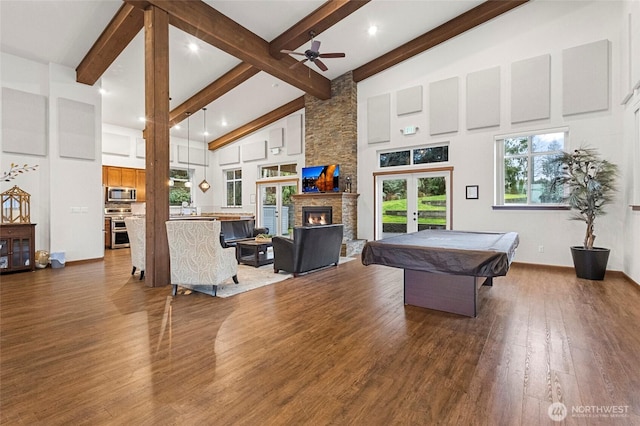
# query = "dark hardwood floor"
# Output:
<box><xmin>1</xmin><ymin>249</ymin><xmax>639</xmax><ymax>425</ymax></box>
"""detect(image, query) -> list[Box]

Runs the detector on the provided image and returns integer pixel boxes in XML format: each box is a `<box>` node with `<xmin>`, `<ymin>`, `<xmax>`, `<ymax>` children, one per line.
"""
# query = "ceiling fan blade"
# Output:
<box><xmin>319</xmin><ymin>52</ymin><xmax>345</xmax><ymax>58</ymax></box>
<box><xmin>289</xmin><ymin>59</ymin><xmax>308</xmax><ymax>69</ymax></box>
<box><xmin>310</xmin><ymin>40</ymin><xmax>321</xmax><ymax>53</ymax></box>
<box><xmin>314</xmin><ymin>58</ymin><xmax>328</xmax><ymax>72</ymax></box>
<box><xmin>281</xmin><ymin>49</ymin><xmax>306</xmax><ymax>56</ymax></box>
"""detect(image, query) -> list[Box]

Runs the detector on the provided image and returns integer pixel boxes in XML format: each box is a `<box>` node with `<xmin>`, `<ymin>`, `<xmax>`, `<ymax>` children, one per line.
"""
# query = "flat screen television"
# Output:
<box><xmin>301</xmin><ymin>164</ymin><xmax>340</xmax><ymax>193</ymax></box>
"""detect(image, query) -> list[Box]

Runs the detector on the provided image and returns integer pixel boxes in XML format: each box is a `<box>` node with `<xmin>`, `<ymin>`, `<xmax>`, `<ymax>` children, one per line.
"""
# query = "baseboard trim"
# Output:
<box><xmin>65</xmin><ymin>257</ymin><xmax>104</xmax><ymax>266</ymax></box>
<box><xmin>511</xmin><ymin>261</ymin><xmax>639</xmax><ymax>288</ymax></box>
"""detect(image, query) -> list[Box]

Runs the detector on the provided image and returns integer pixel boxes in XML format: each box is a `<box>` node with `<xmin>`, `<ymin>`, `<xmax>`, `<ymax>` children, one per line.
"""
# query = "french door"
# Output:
<box><xmin>375</xmin><ymin>168</ymin><xmax>452</xmax><ymax>239</ymax></box>
<box><xmin>256</xmin><ymin>180</ymin><xmax>297</xmax><ymax>237</ymax></box>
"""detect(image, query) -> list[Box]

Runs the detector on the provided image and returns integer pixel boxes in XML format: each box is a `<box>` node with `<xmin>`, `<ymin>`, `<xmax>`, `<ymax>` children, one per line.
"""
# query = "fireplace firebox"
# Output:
<box><xmin>302</xmin><ymin>206</ymin><xmax>332</xmax><ymax>226</ymax></box>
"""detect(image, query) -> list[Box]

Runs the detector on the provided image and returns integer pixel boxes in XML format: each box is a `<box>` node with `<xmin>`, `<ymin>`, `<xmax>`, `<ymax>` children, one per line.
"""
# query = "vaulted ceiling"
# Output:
<box><xmin>0</xmin><ymin>0</ymin><xmax>528</xmax><ymax>151</ymax></box>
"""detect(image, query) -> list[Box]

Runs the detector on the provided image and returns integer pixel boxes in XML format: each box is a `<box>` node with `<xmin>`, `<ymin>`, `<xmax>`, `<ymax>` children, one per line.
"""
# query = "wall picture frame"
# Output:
<box><xmin>466</xmin><ymin>185</ymin><xmax>479</xmax><ymax>200</ymax></box>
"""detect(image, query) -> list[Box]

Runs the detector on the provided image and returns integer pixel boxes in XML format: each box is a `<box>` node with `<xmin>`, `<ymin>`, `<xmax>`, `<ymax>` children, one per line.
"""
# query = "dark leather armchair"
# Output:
<box><xmin>272</xmin><ymin>224</ymin><xmax>343</xmax><ymax>277</ymax></box>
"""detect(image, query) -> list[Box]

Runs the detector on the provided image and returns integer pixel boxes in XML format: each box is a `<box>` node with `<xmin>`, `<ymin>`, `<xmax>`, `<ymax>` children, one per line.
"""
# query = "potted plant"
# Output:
<box><xmin>552</xmin><ymin>147</ymin><xmax>618</xmax><ymax>280</ymax></box>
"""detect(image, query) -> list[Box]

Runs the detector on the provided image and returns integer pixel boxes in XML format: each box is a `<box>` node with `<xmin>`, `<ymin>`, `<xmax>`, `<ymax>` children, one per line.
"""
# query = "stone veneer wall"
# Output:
<box><xmin>291</xmin><ymin>193</ymin><xmax>359</xmax><ymax>241</ymax></box>
<box><xmin>304</xmin><ymin>71</ymin><xmax>357</xmax><ymax>194</ymax></box>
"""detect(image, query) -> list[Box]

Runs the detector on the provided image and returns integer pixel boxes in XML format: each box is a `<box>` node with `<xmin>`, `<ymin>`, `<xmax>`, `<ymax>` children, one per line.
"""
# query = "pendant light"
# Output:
<box><xmin>199</xmin><ymin>107</ymin><xmax>210</xmax><ymax>193</ymax></box>
<box><xmin>184</xmin><ymin>112</ymin><xmax>192</xmax><ymax>188</ymax></box>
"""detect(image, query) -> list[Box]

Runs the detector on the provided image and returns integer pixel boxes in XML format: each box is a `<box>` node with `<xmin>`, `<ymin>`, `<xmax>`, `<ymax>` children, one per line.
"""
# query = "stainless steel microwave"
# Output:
<box><xmin>106</xmin><ymin>186</ymin><xmax>137</xmax><ymax>202</ymax></box>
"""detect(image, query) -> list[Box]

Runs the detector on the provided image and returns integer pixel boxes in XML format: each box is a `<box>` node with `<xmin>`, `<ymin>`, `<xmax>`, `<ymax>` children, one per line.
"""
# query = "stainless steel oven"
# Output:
<box><xmin>111</xmin><ymin>217</ymin><xmax>130</xmax><ymax>249</ymax></box>
<box><xmin>105</xmin><ymin>207</ymin><xmax>132</xmax><ymax>249</ymax></box>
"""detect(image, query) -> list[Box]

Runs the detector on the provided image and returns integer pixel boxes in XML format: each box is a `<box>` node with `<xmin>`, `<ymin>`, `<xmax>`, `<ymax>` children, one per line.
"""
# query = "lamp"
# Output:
<box><xmin>184</xmin><ymin>112</ymin><xmax>192</xmax><ymax>188</ymax></box>
<box><xmin>199</xmin><ymin>107</ymin><xmax>210</xmax><ymax>193</ymax></box>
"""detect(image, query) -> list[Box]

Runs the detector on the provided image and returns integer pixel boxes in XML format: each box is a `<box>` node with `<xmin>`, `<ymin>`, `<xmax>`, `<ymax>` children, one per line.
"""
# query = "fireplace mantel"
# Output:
<box><xmin>291</xmin><ymin>192</ymin><xmax>359</xmax><ymax>239</ymax></box>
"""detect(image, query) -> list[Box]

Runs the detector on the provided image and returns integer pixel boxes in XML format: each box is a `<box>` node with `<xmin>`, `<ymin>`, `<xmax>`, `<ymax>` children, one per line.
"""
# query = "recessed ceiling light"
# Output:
<box><xmin>188</xmin><ymin>42</ymin><xmax>199</xmax><ymax>52</ymax></box>
<box><xmin>138</xmin><ymin>116</ymin><xmax>146</xmax><ymax>123</ymax></box>
<box><xmin>368</xmin><ymin>25</ymin><xmax>378</xmax><ymax>36</ymax></box>
<box><xmin>221</xmin><ymin>120</ymin><xmax>228</xmax><ymax>127</ymax></box>
<box><xmin>99</xmin><ymin>88</ymin><xmax>107</xmax><ymax>95</ymax></box>
<box><xmin>204</xmin><ymin>131</ymin><xmax>209</xmax><ymax>136</ymax></box>
<box><xmin>173</xmin><ymin>124</ymin><xmax>181</xmax><ymax>130</ymax></box>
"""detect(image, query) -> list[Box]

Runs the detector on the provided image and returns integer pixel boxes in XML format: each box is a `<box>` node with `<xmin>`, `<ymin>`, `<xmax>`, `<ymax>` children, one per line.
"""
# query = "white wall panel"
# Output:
<box><xmin>242</xmin><ymin>140</ymin><xmax>267</xmax><ymax>162</ymax></box>
<box><xmin>429</xmin><ymin>77</ymin><xmax>458</xmax><ymax>135</ymax></box>
<box><xmin>102</xmin><ymin>132</ymin><xmax>130</xmax><ymax>156</ymax></box>
<box><xmin>268</xmin><ymin>128</ymin><xmax>283</xmax><ymax>148</ymax></box>
<box><xmin>511</xmin><ymin>55</ymin><xmax>550</xmax><ymax>123</ymax></box>
<box><xmin>562</xmin><ymin>39</ymin><xmax>609</xmax><ymax>116</ymax></box>
<box><xmin>219</xmin><ymin>145</ymin><xmax>240</xmax><ymax>165</ymax></box>
<box><xmin>2</xmin><ymin>87</ymin><xmax>47</xmax><ymax>156</ymax></box>
<box><xmin>178</xmin><ymin>144</ymin><xmax>206</xmax><ymax>166</ymax></box>
<box><xmin>397</xmin><ymin>85</ymin><xmax>423</xmax><ymax>115</ymax></box>
<box><xmin>58</xmin><ymin>98</ymin><xmax>95</xmax><ymax>160</ymax></box>
<box><xmin>466</xmin><ymin>66</ymin><xmax>500</xmax><ymax>129</ymax></box>
<box><xmin>367</xmin><ymin>93</ymin><xmax>390</xmax><ymax>143</ymax></box>
<box><xmin>286</xmin><ymin>114</ymin><xmax>302</xmax><ymax>155</ymax></box>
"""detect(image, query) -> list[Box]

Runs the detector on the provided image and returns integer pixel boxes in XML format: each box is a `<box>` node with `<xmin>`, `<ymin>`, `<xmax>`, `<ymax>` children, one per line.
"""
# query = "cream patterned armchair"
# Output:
<box><xmin>165</xmin><ymin>220</ymin><xmax>238</xmax><ymax>296</ymax></box>
<box><xmin>124</xmin><ymin>216</ymin><xmax>145</xmax><ymax>280</ymax></box>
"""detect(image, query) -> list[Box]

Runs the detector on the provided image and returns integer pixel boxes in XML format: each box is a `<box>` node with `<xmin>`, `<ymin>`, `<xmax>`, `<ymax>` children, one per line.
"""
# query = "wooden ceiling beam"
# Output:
<box><xmin>169</xmin><ymin>0</ymin><xmax>367</xmax><ymax>127</ymax></box>
<box><xmin>269</xmin><ymin>0</ymin><xmax>371</xmax><ymax>60</ymax></box>
<box><xmin>352</xmin><ymin>0</ymin><xmax>529</xmax><ymax>82</ymax></box>
<box><xmin>127</xmin><ymin>0</ymin><xmax>331</xmax><ymax>100</ymax></box>
<box><xmin>76</xmin><ymin>3</ymin><xmax>144</xmax><ymax>85</ymax></box>
<box><xmin>208</xmin><ymin>96</ymin><xmax>305</xmax><ymax>151</ymax></box>
<box><xmin>169</xmin><ymin>63</ymin><xmax>260</xmax><ymax>127</ymax></box>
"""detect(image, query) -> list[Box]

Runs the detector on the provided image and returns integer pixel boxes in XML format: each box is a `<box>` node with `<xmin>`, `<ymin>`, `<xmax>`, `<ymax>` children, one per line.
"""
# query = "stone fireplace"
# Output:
<box><xmin>291</xmin><ymin>192</ymin><xmax>364</xmax><ymax>256</ymax></box>
<box><xmin>302</xmin><ymin>206</ymin><xmax>332</xmax><ymax>226</ymax></box>
<box><xmin>295</xmin><ymin>72</ymin><xmax>365</xmax><ymax>256</ymax></box>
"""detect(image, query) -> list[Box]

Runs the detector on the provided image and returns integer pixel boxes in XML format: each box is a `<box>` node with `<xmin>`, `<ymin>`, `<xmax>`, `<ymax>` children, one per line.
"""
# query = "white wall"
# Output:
<box><xmin>357</xmin><ymin>1</ymin><xmax>637</xmax><ymax>276</ymax></box>
<box><xmin>1</xmin><ymin>53</ymin><xmax>103</xmax><ymax>262</ymax></box>
<box><xmin>621</xmin><ymin>0</ymin><xmax>640</xmax><ymax>283</ymax></box>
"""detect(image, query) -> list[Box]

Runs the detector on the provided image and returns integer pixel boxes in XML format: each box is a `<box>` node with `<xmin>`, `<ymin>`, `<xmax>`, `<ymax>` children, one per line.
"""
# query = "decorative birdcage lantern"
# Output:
<box><xmin>1</xmin><ymin>185</ymin><xmax>31</xmax><ymax>223</ymax></box>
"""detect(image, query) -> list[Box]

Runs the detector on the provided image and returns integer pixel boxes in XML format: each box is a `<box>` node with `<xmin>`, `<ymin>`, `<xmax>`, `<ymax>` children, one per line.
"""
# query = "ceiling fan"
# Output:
<box><xmin>280</xmin><ymin>31</ymin><xmax>345</xmax><ymax>72</ymax></box>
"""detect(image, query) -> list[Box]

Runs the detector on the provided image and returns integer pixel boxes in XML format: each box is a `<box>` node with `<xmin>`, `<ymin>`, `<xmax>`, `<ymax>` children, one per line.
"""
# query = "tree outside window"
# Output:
<box><xmin>226</xmin><ymin>169</ymin><xmax>242</xmax><ymax>206</ymax></box>
<box><xmin>169</xmin><ymin>169</ymin><xmax>191</xmax><ymax>205</ymax></box>
<box><xmin>499</xmin><ymin>131</ymin><xmax>565</xmax><ymax>205</ymax></box>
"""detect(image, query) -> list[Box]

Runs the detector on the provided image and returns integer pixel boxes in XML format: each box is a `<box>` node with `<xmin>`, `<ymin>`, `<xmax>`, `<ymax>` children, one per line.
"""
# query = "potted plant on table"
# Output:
<box><xmin>552</xmin><ymin>147</ymin><xmax>619</xmax><ymax>280</ymax></box>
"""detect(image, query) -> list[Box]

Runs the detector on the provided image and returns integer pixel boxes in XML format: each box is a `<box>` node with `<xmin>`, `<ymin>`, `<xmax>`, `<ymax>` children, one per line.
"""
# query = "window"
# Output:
<box><xmin>169</xmin><ymin>169</ymin><xmax>191</xmax><ymax>206</ymax></box>
<box><xmin>495</xmin><ymin>129</ymin><xmax>566</xmax><ymax>206</ymax></box>
<box><xmin>225</xmin><ymin>169</ymin><xmax>242</xmax><ymax>206</ymax></box>
<box><xmin>260</xmin><ymin>163</ymin><xmax>298</xmax><ymax>178</ymax></box>
<box><xmin>380</xmin><ymin>144</ymin><xmax>449</xmax><ymax>168</ymax></box>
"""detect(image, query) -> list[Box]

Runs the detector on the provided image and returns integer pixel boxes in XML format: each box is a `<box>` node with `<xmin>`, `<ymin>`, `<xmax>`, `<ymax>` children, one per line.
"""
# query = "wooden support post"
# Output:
<box><xmin>143</xmin><ymin>5</ymin><xmax>170</xmax><ymax>287</ymax></box>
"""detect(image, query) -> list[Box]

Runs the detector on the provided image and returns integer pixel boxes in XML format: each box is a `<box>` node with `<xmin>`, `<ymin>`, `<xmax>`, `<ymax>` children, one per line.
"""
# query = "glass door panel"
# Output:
<box><xmin>376</xmin><ymin>171</ymin><xmax>450</xmax><ymax>240</ymax></box>
<box><xmin>280</xmin><ymin>184</ymin><xmax>296</xmax><ymax>237</ymax></box>
<box><xmin>416</xmin><ymin>176</ymin><xmax>447</xmax><ymax>231</ymax></box>
<box><xmin>379</xmin><ymin>177</ymin><xmax>409</xmax><ymax>238</ymax></box>
<box><xmin>258</xmin><ymin>180</ymin><xmax>297</xmax><ymax>236</ymax></box>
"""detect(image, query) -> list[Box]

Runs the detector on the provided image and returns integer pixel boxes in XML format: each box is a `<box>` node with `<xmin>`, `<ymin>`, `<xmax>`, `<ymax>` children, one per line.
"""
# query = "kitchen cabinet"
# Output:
<box><xmin>121</xmin><ymin>168</ymin><xmax>136</xmax><ymax>188</ymax></box>
<box><xmin>136</xmin><ymin>169</ymin><xmax>146</xmax><ymax>202</ymax></box>
<box><xmin>104</xmin><ymin>166</ymin><xmax>137</xmax><ymax>188</ymax></box>
<box><xmin>0</xmin><ymin>223</ymin><xmax>36</xmax><ymax>274</ymax></box>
